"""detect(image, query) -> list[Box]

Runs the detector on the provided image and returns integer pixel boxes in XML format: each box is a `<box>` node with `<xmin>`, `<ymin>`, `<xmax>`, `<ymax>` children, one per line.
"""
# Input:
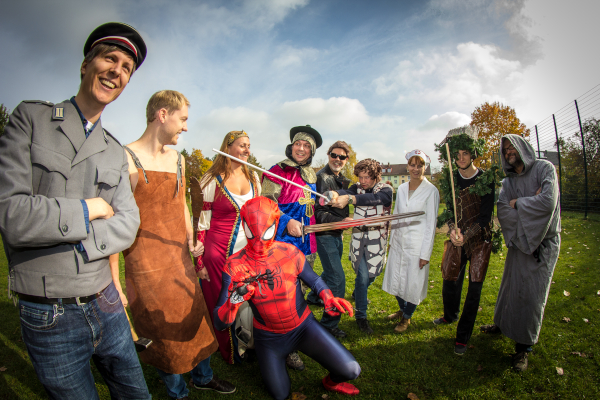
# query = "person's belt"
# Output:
<box><xmin>18</xmin><ymin>285</ymin><xmax>109</xmax><ymax>306</ymax></box>
<box><xmin>355</xmin><ymin>225</ymin><xmax>384</xmax><ymax>232</ymax></box>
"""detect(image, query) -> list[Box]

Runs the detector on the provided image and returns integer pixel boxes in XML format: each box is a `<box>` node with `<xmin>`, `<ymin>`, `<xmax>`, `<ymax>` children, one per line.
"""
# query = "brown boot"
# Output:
<box><xmin>394</xmin><ymin>317</ymin><xmax>411</xmax><ymax>333</ymax></box>
<box><xmin>387</xmin><ymin>309</ymin><xmax>404</xmax><ymax>320</ymax></box>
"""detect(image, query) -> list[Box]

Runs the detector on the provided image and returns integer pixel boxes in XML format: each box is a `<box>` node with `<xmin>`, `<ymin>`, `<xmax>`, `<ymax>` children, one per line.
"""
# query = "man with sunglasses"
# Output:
<box><xmin>305</xmin><ymin>141</ymin><xmax>352</xmax><ymax>338</ymax></box>
<box><xmin>481</xmin><ymin>135</ymin><xmax>560</xmax><ymax>372</ymax></box>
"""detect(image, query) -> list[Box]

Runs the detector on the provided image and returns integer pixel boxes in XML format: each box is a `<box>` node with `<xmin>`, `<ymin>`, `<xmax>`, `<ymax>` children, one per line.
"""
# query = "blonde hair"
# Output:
<box><xmin>408</xmin><ymin>155</ymin><xmax>425</xmax><ymax>167</ymax></box>
<box><xmin>201</xmin><ymin>131</ymin><xmax>256</xmax><ymax>192</ymax></box>
<box><xmin>146</xmin><ymin>90</ymin><xmax>190</xmax><ymax>124</ymax></box>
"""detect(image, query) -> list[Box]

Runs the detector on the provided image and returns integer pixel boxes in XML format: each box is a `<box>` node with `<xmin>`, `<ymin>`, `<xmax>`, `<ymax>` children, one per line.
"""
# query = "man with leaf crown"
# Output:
<box><xmin>433</xmin><ymin>125</ymin><xmax>503</xmax><ymax>356</ymax></box>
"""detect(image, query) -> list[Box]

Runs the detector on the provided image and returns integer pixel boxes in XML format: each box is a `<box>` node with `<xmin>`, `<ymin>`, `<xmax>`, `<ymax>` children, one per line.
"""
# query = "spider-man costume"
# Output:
<box><xmin>214</xmin><ymin>197</ymin><xmax>360</xmax><ymax>399</ymax></box>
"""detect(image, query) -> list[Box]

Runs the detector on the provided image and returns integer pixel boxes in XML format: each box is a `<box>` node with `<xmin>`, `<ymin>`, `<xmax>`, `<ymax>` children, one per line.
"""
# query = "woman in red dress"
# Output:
<box><xmin>195</xmin><ymin>130</ymin><xmax>260</xmax><ymax>363</ymax></box>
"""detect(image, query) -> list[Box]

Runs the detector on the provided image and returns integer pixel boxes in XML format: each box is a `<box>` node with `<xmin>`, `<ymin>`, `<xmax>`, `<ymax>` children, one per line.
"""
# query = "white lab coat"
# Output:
<box><xmin>382</xmin><ymin>178</ymin><xmax>439</xmax><ymax>305</ymax></box>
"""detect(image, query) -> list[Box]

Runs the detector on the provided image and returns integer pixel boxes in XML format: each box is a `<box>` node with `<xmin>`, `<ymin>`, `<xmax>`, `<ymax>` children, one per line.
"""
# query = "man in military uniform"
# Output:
<box><xmin>0</xmin><ymin>22</ymin><xmax>150</xmax><ymax>399</ymax></box>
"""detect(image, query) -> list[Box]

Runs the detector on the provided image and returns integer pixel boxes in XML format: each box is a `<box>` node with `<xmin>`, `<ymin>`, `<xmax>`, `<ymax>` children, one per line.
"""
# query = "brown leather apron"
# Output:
<box><xmin>123</xmin><ymin>153</ymin><xmax>217</xmax><ymax>374</ymax></box>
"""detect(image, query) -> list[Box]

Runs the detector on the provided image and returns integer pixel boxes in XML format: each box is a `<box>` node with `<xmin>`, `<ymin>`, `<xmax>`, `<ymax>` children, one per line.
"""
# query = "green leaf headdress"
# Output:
<box><xmin>434</xmin><ymin>125</ymin><xmax>486</xmax><ymax>163</ymax></box>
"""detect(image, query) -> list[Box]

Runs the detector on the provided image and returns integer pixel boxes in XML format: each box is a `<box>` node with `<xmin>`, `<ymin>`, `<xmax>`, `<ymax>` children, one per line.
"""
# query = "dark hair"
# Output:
<box><xmin>327</xmin><ymin>140</ymin><xmax>351</xmax><ymax>156</ymax></box>
<box><xmin>354</xmin><ymin>158</ymin><xmax>382</xmax><ymax>181</ymax></box>
<box><xmin>81</xmin><ymin>43</ymin><xmax>137</xmax><ymax>80</ymax></box>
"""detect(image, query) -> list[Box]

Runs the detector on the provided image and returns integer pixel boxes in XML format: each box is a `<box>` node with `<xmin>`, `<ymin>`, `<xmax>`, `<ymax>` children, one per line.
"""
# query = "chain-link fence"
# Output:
<box><xmin>529</xmin><ymin>84</ymin><xmax>600</xmax><ymax>217</ymax></box>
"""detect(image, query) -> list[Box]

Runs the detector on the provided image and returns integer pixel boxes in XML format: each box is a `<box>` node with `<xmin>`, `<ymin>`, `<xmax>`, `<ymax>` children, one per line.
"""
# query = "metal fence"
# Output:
<box><xmin>530</xmin><ymin>83</ymin><xmax>600</xmax><ymax>217</ymax></box>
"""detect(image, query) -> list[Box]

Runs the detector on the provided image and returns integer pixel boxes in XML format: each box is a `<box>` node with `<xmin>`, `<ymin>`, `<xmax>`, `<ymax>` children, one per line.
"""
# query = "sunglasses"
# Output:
<box><xmin>330</xmin><ymin>152</ymin><xmax>348</xmax><ymax>161</ymax></box>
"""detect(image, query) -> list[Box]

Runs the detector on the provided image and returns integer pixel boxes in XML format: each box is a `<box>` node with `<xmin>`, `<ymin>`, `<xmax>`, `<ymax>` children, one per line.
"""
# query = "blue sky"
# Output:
<box><xmin>1</xmin><ymin>0</ymin><xmax>598</xmax><ymax>169</ymax></box>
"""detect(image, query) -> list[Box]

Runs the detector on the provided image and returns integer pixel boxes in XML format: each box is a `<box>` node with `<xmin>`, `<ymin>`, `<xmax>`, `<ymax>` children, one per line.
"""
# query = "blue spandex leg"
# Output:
<box><xmin>253</xmin><ymin>315</ymin><xmax>360</xmax><ymax>399</ymax></box>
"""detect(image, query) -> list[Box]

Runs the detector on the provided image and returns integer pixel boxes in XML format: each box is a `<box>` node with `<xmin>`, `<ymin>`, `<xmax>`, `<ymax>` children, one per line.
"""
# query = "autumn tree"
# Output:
<box><xmin>340</xmin><ymin>143</ymin><xmax>359</xmax><ymax>184</ymax></box>
<box><xmin>0</xmin><ymin>104</ymin><xmax>9</xmax><ymax>138</ymax></box>
<box><xmin>470</xmin><ymin>102</ymin><xmax>530</xmax><ymax>168</ymax></box>
<box><xmin>184</xmin><ymin>148</ymin><xmax>212</xmax><ymax>188</ymax></box>
<box><xmin>247</xmin><ymin>153</ymin><xmax>264</xmax><ymax>180</ymax></box>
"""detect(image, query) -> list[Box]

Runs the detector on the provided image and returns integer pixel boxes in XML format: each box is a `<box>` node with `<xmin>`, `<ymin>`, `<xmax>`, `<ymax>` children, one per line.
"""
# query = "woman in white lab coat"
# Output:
<box><xmin>382</xmin><ymin>150</ymin><xmax>439</xmax><ymax>333</ymax></box>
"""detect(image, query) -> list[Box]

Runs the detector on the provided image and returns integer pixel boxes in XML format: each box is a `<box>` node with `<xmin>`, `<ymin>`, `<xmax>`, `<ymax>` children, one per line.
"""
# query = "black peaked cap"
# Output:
<box><xmin>84</xmin><ymin>22</ymin><xmax>147</xmax><ymax>68</ymax></box>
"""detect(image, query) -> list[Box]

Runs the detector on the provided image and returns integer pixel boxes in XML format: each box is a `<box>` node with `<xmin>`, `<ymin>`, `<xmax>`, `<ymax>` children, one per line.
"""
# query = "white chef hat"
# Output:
<box><xmin>405</xmin><ymin>149</ymin><xmax>431</xmax><ymax>166</ymax></box>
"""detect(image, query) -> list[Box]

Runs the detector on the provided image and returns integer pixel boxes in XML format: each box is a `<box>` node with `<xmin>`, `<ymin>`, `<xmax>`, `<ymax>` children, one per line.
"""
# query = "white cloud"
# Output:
<box><xmin>373</xmin><ymin>42</ymin><xmax>524</xmax><ymax>112</ymax></box>
<box><xmin>272</xmin><ymin>46</ymin><xmax>321</xmax><ymax>69</ymax></box>
<box><xmin>190</xmin><ymin>96</ymin><xmax>414</xmax><ymax>166</ymax></box>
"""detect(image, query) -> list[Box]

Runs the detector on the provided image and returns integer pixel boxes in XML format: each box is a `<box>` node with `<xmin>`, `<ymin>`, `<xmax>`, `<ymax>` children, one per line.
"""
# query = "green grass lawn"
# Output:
<box><xmin>1</xmin><ymin>212</ymin><xmax>599</xmax><ymax>399</ymax></box>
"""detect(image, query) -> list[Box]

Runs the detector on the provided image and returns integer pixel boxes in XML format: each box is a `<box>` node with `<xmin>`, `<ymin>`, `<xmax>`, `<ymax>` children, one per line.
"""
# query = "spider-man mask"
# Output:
<box><xmin>240</xmin><ymin>196</ymin><xmax>280</xmax><ymax>257</ymax></box>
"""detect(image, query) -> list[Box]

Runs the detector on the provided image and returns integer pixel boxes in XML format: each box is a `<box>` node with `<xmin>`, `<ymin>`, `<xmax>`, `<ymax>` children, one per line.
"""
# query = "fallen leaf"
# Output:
<box><xmin>430</xmin><ymin>285</ymin><xmax>434</xmax><ymax>289</ymax></box>
<box><xmin>552</xmin><ymin>281</ymin><xmax>556</xmax><ymax>284</ymax></box>
<box><xmin>571</xmin><ymin>351</ymin><xmax>582</xmax><ymax>357</ymax></box>
<box><xmin>407</xmin><ymin>394</ymin><xmax>420</xmax><ymax>400</ymax></box>
<box><xmin>583</xmin><ymin>318</ymin><xmax>589</xmax><ymax>323</ymax></box>
<box><xmin>430</xmin><ymin>280</ymin><xmax>435</xmax><ymax>283</ymax></box>
<box><xmin>563</xmin><ymin>317</ymin><xmax>571</xmax><ymax>322</ymax></box>
<box><xmin>469</xmin><ymin>345</ymin><xmax>475</xmax><ymax>349</ymax></box>
<box><xmin>291</xmin><ymin>392</ymin><xmax>307</xmax><ymax>400</ymax></box>
<box><xmin>597</xmin><ymin>290</ymin><xmax>600</xmax><ymax>296</ymax></box>
<box><xmin>322</xmin><ymin>395</ymin><xmax>330</xmax><ymax>400</ymax></box>
<box><xmin>569</xmin><ymin>265</ymin><xmax>574</xmax><ymax>268</ymax></box>
<box><xmin>570</xmin><ymin>272</ymin><xmax>575</xmax><ymax>275</ymax></box>
<box><xmin>0</xmin><ymin>366</ymin><xmax>6</xmax><ymax>372</ymax></box>
<box><xmin>478</xmin><ymin>306</ymin><xmax>483</xmax><ymax>311</ymax></box>
<box><xmin>494</xmin><ymin>276</ymin><xmax>498</xmax><ymax>279</ymax></box>
<box><xmin>564</xmin><ymin>290</ymin><xmax>570</xmax><ymax>297</ymax></box>
<box><xmin>556</xmin><ymin>367</ymin><xmax>564</xmax><ymax>376</ymax></box>
<box><xmin>477</xmin><ymin>364</ymin><xmax>483</xmax><ymax>372</ymax></box>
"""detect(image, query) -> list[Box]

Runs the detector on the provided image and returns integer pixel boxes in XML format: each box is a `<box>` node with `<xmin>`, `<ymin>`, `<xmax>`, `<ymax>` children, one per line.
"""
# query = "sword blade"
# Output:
<box><xmin>303</xmin><ymin>211</ymin><xmax>425</xmax><ymax>234</ymax></box>
<box><xmin>212</xmin><ymin>148</ymin><xmax>328</xmax><ymax>200</ymax></box>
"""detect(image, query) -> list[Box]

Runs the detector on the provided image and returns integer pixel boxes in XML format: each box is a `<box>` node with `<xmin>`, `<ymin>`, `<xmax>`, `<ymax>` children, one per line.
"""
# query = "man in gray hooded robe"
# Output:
<box><xmin>482</xmin><ymin>134</ymin><xmax>561</xmax><ymax>371</ymax></box>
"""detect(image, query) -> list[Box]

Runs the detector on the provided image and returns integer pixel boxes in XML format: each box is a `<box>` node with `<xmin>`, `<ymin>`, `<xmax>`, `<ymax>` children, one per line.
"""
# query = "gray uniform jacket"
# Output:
<box><xmin>0</xmin><ymin>100</ymin><xmax>140</xmax><ymax>298</ymax></box>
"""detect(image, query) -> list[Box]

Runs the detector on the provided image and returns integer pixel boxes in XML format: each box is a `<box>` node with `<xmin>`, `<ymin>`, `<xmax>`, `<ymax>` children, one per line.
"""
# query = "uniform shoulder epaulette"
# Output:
<box><xmin>103</xmin><ymin>129</ymin><xmax>122</xmax><ymax>146</ymax></box>
<box><xmin>22</xmin><ymin>100</ymin><xmax>54</xmax><ymax>107</ymax></box>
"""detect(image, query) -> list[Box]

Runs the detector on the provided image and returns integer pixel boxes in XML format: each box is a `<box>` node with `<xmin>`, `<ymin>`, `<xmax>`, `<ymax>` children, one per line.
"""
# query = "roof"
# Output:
<box><xmin>541</xmin><ymin>150</ymin><xmax>560</xmax><ymax>166</ymax></box>
<box><xmin>380</xmin><ymin>163</ymin><xmax>431</xmax><ymax>176</ymax></box>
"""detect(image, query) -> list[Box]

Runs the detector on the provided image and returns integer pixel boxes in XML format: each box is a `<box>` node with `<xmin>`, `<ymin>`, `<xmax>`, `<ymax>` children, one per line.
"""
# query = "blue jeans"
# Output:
<box><xmin>354</xmin><ymin>251</ymin><xmax>375</xmax><ymax>320</ymax></box>
<box><xmin>395</xmin><ymin>296</ymin><xmax>417</xmax><ymax>319</ymax></box>
<box><xmin>313</xmin><ymin>235</ymin><xmax>345</xmax><ymax>329</ymax></box>
<box><xmin>156</xmin><ymin>356</ymin><xmax>213</xmax><ymax>399</ymax></box>
<box><xmin>18</xmin><ymin>282</ymin><xmax>150</xmax><ymax>400</ymax></box>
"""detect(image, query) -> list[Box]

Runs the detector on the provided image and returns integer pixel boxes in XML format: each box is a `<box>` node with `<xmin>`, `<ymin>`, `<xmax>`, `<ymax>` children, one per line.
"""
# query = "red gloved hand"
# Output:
<box><xmin>320</xmin><ymin>289</ymin><xmax>354</xmax><ymax>317</ymax></box>
<box><xmin>229</xmin><ymin>271</ymin><xmax>257</xmax><ymax>303</ymax></box>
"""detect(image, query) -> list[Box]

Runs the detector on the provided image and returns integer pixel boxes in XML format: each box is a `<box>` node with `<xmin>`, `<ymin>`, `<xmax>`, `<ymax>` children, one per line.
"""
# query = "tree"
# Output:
<box><xmin>0</xmin><ymin>104</ymin><xmax>9</xmax><ymax>138</ymax></box>
<box><xmin>557</xmin><ymin>117</ymin><xmax>600</xmax><ymax>211</ymax></box>
<box><xmin>311</xmin><ymin>157</ymin><xmax>327</xmax><ymax>174</ymax></box>
<box><xmin>184</xmin><ymin>148</ymin><xmax>212</xmax><ymax>188</ymax></box>
<box><xmin>340</xmin><ymin>143</ymin><xmax>359</xmax><ymax>184</ymax></box>
<box><xmin>470</xmin><ymin>102</ymin><xmax>530</xmax><ymax>168</ymax></box>
<box><xmin>247</xmin><ymin>153</ymin><xmax>264</xmax><ymax>180</ymax></box>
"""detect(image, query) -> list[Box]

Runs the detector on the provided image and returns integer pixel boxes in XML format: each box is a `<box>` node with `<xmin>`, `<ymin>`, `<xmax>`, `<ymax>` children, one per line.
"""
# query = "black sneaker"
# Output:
<box><xmin>433</xmin><ymin>317</ymin><xmax>452</xmax><ymax>325</ymax></box>
<box><xmin>480</xmin><ymin>324</ymin><xmax>502</xmax><ymax>334</ymax></box>
<box><xmin>327</xmin><ymin>327</ymin><xmax>347</xmax><ymax>338</ymax></box>
<box><xmin>454</xmin><ymin>343</ymin><xmax>467</xmax><ymax>356</ymax></box>
<box><xmin>512</xmin><ymin>351</ymin><xmax>528</xmax><ymax>372</ymax></box>
<box><xmin>356</xmin><ymin>318</ymin><xmax>373</xmax><ymax>335</ymax></box>
<box><xmin>286</xmin><ymin>352</ymin><xmax>305</xmax><ymax>371</ymax></box>
<box><xmin>191</xmin><ymin>376</ymin><xmax>236</xmax><ymax>394</ymax></box>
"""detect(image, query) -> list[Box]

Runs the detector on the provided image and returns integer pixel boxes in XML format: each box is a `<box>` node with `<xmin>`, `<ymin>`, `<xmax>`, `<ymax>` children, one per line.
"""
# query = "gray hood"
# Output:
<box><xmin>500</xmin><ymin>134</ymin><xmax>536</xmax><ymax>176</ymax></box>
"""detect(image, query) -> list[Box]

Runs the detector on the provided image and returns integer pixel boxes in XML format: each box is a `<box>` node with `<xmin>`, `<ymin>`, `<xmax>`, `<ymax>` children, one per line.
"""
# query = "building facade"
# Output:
<box><xmin>380</xmin><ymin>162</ymin><xmax>432</xmax><ymax>190</ymax></box>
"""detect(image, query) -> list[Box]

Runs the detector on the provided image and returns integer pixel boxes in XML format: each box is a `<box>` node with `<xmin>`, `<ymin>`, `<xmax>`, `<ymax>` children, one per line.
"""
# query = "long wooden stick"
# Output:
<box><xmin>445</xmin><ymin>143</ymin><xmax>459</xmax><ymax>240</ymax></box>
